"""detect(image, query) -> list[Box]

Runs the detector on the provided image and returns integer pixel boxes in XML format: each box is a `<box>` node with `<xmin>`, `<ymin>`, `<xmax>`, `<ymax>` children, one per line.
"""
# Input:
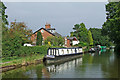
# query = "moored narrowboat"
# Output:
<box><xmin>43</xmin><ymin>47</ymin><xmax>83</xmax><ymax>64</ymax></box>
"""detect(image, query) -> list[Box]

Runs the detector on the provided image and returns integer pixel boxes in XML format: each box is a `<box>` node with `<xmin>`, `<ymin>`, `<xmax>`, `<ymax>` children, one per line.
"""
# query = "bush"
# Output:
<box><xmin>2</xmin><ymin>45</ymin><xmax>49</xmax><ymax>60</ymax></box>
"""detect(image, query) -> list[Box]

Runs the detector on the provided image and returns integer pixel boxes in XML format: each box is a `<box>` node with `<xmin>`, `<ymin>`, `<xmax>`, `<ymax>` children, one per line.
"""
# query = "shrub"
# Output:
<box><xmin>2</xmin><ymin>45</ymin><xmax>49</xmax><ymax>60</ymax></box>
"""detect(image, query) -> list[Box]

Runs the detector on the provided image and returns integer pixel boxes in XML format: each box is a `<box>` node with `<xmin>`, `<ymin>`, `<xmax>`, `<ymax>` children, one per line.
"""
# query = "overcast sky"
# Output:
<box><xmin>4</xmin><ymin>2</ymin><xmax>107</xmax><ymax>36</ymax></box>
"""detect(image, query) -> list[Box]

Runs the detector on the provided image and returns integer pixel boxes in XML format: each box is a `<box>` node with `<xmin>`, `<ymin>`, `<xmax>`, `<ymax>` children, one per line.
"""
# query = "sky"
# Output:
<box><xmin>4</xmin><ymin>2</ymin><xmax>107</xmax><ymax>36</ymax></box>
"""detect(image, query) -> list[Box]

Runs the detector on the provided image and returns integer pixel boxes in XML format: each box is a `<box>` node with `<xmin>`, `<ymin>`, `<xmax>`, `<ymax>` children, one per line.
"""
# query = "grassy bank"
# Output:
<box><xmin>2</xmin><ymin>45</ymin><xmax>49</xmax><ymax>68</ymax></box>
<box><xmin>1</xmin><ymin>45</ymin><xmax>65</xmax><ymax>72</ymax></box>
<box><xmin>2</xmin><ymin>54</ymin><xmax>45</xmax><ymax>67</ymax></box>
<box><xmin>2</xmin><ymin>63</ymin><xmax>44</xmax><ymax>78</ymax></box>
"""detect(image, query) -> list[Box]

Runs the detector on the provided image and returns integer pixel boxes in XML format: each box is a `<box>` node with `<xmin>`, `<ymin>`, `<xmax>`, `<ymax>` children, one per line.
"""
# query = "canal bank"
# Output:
<box><xmin>2</xmin><ymin>49</ymin><xmax>119</xmax><ymax>78</ymax></box>
<box><xmin>1</xmin><ymin>54</ymin><xmax>44</xmax><ymax>72</ymax></box>
<box><xmin>1</xmin><ymin>47</ymin><xmax>83</xmax><ymax>72</ymax></box>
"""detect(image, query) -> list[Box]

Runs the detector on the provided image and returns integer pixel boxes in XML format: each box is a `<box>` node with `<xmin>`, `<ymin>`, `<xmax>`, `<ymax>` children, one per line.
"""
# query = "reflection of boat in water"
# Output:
<box><xmin>46</xmin><ymin>57</ymin><xmax>83</xmax><ymax>73</ymax></box>
<box><xmin>43</xmin><ymin>47</ymin><xmax>83</xmax><ymax>64</ymax></box>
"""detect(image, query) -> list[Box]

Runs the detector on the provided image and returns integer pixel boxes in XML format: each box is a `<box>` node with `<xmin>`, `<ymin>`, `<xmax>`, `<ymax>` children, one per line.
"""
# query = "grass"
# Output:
<box><xmin>2</xmin><ymin>54</ymin><xmax>45</xmax><ymax>67</ymax></box>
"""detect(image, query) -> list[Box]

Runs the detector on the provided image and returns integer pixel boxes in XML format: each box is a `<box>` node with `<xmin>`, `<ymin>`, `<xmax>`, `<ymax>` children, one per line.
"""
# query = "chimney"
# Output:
<box><xmin>45</xmin><ymin>23</ymin><xmax>51</xmax><ymax>29</ymax></box>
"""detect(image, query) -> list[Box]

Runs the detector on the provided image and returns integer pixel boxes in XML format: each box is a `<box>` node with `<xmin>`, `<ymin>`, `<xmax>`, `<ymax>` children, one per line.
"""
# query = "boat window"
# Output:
<box><xmin>79</xmin><ymin>49</ymin><xmax>81</xmax><ymax>52</ymax></box>
<box><xmin>67</xmin><ymin>49</ymin><xmax>69</xmax><ymax>53</ymax></box>
<box><xmin>71</xmin><ymin>49</ymin><xmax>73</xmax><ymax>53</ymax></box>
<box><xmin>62</xmin><ymin>49</ymin><xmax>64</xmax><ymax>54</ymax></box>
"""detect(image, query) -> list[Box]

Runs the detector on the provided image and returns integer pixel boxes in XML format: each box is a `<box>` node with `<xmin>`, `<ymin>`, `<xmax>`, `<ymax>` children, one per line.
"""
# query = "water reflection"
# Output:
<box><xmin>47</xmin><ymin>49</ymin><xmax>119</xmax><ymax>78</ymax></box>
<box><xmin>2</xmin><ymin>49</ymin><xmax>119</xmax><ymax>78</ymax></box>
<box><xmin>46</xmin><ymin>58</ymin><xmax>83</xmax><ymax>73</ymax></box>
<box><xmin>2</xmin><ymin>64</ymin><xmax>44</xmax><ymax>78</ymax></box>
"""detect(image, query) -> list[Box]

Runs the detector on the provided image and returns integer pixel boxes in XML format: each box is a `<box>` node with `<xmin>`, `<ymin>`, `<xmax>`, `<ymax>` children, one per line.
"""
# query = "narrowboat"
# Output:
<box><xmin>43</xmin><ymin>47</ymin><xmax>83</xmax><ymax>64</ymax></box>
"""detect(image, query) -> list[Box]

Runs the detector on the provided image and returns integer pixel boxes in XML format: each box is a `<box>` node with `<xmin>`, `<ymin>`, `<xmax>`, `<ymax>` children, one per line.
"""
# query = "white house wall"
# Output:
<box><xmin>72</xmin><ymin>41</ymin><xmax>79</xmax><ymax>45</ymax></box>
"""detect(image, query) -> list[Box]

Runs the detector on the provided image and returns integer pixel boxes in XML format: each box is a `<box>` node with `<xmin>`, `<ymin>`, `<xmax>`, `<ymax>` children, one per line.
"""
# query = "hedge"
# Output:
<box><xmin>2</xmin><ymin>45</ymin><xmax>49</xmax><ymax>60</ymax></box>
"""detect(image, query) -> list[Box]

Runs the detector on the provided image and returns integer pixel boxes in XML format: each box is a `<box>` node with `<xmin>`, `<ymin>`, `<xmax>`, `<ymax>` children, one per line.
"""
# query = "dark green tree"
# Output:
<box><xmin>1</xmin><ymin>2</ymin><xmax>34</xmax><ymax>59</ymax></box>
<box><xmin>89</xmin><ymin>28</ymin><xmax>111</xmax><ymax>46</ymax></box>
<box><xmin>36</xmin><ymin>32</ymin><xmax>43</xmax><ymax>46</ymax></box>
<box><xmin>102</xmin><ymin>2</ymin><xmax>120</xmax><ymax>52</ymax></box>
<box><xmin>72</xmin><ymin>23</ymin><xmax>88</xmax><ymax>43</ymax></box>
<box><xmin>0</xmin><ymin>2</ymin><xmax>8</xmax><ymax>25</ymax></box>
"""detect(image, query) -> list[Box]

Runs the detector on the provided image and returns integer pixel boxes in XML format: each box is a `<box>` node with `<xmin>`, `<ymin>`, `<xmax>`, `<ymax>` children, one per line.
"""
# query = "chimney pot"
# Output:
<box><xmin>45</xmin><ymin>24</ymin><xmax>51</xmax><ymax>29</ymax></box>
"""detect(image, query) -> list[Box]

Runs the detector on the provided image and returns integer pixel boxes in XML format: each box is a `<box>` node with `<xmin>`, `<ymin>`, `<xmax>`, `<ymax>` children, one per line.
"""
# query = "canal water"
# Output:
<box><xmin>2</xmin><ymin>49</ymin><xmax>120</xmax><ymax>78</ymax></box>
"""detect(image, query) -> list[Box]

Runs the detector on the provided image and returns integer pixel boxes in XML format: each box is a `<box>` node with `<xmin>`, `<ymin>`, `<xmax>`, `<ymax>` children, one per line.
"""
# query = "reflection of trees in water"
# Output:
<box><xmin>2</xmin><ymin>50</ymin><xmax>118</xmax><ymax>78</ymax></box>
<box><xmin>92</xmin><ymin>50</ymin><xmax>118</xmax><ymax>78</ymax></box>
<box><xmin>74</xmin><ymin>50</ymin><xmax>119</xmax><ymax>78</ymax></box>
<box><xmin>42</xmin><ymin>67</ymin><xmax>50</xmax><ymax>78</ymax></box>
<box><xmin>100</xmin><ymin>53</ymin><xmax>119</xmax><ymax>78</ymax></box>
<box><xmin>46</xmin><ymin>57</ymin><xmax>83</xmax><ymax>73</ymax></box>
<box><xmin>2</xmin><ymin>64</ymin><xmax>44</xmax><ymax>78</ymax></box>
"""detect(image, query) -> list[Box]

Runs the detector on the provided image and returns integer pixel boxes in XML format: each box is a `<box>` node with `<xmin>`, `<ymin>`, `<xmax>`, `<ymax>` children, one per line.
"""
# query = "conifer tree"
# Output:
<box><xmin>36</xmin><ymin>32</ymin><xmax>43</xmax><ymax>46</ymax></box>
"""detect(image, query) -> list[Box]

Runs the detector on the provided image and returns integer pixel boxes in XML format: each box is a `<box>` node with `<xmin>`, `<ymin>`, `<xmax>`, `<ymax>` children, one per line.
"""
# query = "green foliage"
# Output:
<box><xmin>75</xmin><ymin>42</ymin><xmax>89</xmax><ymax>47</ymax></box>
<box><xmin>70</xmin><ymin>32</ymin><xmax>74</xmax><ymax>37</ymax></box>
<box><xmin>70</xmin><ymin>23</ymin><xmax>89</xmax><ymax>47</ymax></box>
<box><xmin>2</xmin><ymin>21</ymin><xmax>33</xmax><ymax>60</ymax></box>
<box><xmin>0</xmin><ymin>2</ymin><xmax>8</xmax><ymax>25</ymax></box>
<box><xmin>9</xmin><ymin>21</ymin><xmax>33</xmax><ymax>44</ymax></box>
<box><xmin>88</xmin><ymin>30</ymin><xmax>93</xmax><ymax>46</ymax></box>
<box><xmin>89</xmin><ymin>28</ymin><xmax>111</xmax><ymax>46</ymax></box>
<box><xmin>102</xmin><ymin>2</ymin><xmax>120</xmax><ymax>52</ymax></box>
<box><xmin>2</xmin><ymin>45</ymin><xmax>48</xmax><ymax>60</ymax></box>
<box><xmin>36</xmin><ymin>32</ymin><xmax>43</xmax><ymax>46</ymax></box>
<box><xmin>44</xmin><ymin>36</ymin><xmax>64</xmax><ymax>46</ymax></box>
<box><xmin>72</xmin><ymin>23</ymin><xmax>88</xmax><ymax>42</ymax></box>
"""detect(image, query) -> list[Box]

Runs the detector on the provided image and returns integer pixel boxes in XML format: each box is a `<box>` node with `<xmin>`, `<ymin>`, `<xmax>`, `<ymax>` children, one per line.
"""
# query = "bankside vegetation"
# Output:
<box><xmin>70</xmin><ymin>22</ymin><xmax>113</xmax><ymax>48</ymax></box>
<box><xmin>102</xmin><ymin>2</ymin><xmax>120</xmax><ymax>53</ymax></box>
<box><xmin>1</xmin><ymin>2</ymin><xmax>48</xmax><ymax>62</ymax></box>
<box><xmin>44</xmin><ymin>36</ymin><xmax>64</xmax><ymax>46</ymax></box>
<box><xmin>36</xmin><ymin>32</ymin><xmax>43</xmax><ymax>46</ymax></box>
<box><xmin>70</xmin><ymin>23</ymin><xmax>92</xmax><ymax>47</ymax></box>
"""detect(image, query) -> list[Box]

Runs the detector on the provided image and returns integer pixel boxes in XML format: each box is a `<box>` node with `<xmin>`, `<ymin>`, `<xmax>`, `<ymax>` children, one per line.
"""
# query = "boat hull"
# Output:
<box><xmin>45</xmin><ymin>52</ymin><xmax>83</xmax><ymax>64</ymax></box>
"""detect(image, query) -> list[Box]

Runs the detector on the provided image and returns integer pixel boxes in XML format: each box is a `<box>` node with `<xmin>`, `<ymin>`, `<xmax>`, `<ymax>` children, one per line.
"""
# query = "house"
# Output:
<box><xmin>64</xmin><ymin>37</ymin><xmax>79</xmax><ymax>47</ymax></box>
<box><xmin>31</xmin><ymin>23</ymin><xmax>61</xmax><ymax>45</ymax></box>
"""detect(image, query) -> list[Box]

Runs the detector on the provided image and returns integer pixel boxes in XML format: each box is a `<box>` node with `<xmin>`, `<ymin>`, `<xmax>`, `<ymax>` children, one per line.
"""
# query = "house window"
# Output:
<box><xmin>41</xmin><ymin>30</ymin><xmax>44</xmax><ymax>33</ymax></box>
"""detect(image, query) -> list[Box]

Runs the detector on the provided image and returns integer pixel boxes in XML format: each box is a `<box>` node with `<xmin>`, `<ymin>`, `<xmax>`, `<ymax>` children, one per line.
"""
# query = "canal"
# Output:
<box><xmin>2</xmin><ymin>49</ymin><xmax>120</xmax><ymax>78</ymax></box>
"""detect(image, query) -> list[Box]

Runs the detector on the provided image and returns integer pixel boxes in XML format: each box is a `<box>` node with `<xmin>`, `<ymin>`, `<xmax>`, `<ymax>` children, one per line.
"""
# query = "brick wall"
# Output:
<box><xmin>31</xmin><ymin>28</ymin><xmax>54</xmax><ymax>44</ymax></box>
<box><xmin>67</xmin><ymin>39</ymin><xmax>71</xmax><ymax>47</ymax></box>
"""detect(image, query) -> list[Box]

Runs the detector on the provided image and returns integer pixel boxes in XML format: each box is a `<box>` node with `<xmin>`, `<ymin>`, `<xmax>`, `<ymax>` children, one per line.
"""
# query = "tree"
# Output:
<box><xmin>72</xmin><ymin>23</ymin><xmax>88</xmax><ymax>43</ymax></box>
<box><xmin>44</xmin><ymin>36</ymin><xmax>64</xmax><ymax>46</ymax></box>
<box><xmin>88</xmin><ymin>30</ymin><xmax>93</xmax><ymax>46</ymax></box>
<box><xmin>70</xmin><ymin>32</ymin><xmax>74</xmax><ymax>37</ymax></box>
<box><xmin>0</xmin><ymin>2</ymin><xmax>8</xmax><ymax>25</ymax></box>
<box><xmin>89</xmin><ymin>28</ymin><xmax>111</xmax><ymax>46</ymax></box>
<box><xmin>2</xmin><ymin>21</ymin><xmax>33</xmax><ymax>59</ymax></box>
<box><xmin>36</xmin><ymin>32</ymin><xmax>43</xmax><ymax>46</ymax></box>
<box><xmin>10</xmin><ymin>21</ymin><xmax>33</xmax><ymax>45</ymax></box>
<box><xmin>102</xmin><ymin>2</ymin><xmax>120</xmax><ymax>53</ymax></box>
